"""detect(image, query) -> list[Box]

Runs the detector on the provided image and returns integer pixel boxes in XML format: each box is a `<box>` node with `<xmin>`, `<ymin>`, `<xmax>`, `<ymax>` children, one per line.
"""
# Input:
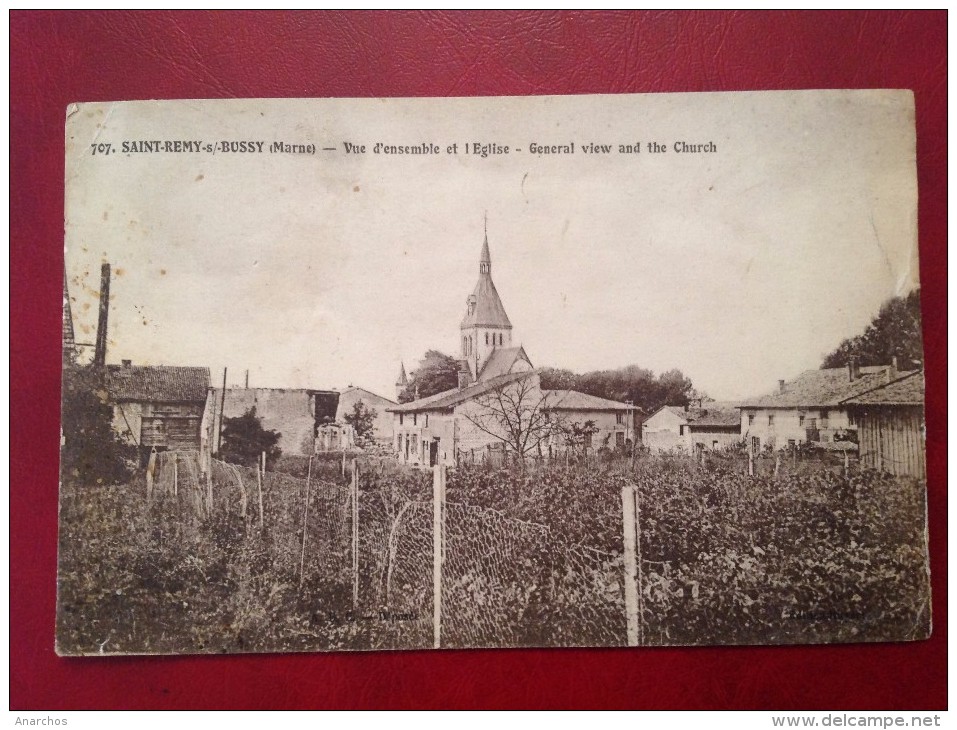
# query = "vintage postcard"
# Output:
<box><xmin>58</xmin><ymin>91</ymin><xmax>929</xmax><ymax>655</ymax></box>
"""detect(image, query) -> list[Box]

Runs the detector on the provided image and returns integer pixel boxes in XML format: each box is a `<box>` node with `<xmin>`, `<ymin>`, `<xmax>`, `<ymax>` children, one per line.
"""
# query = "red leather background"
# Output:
<box><xmin>10</xmin><ymin>11</ymin><xmax>946</xmax><ymax>710</ymax></box>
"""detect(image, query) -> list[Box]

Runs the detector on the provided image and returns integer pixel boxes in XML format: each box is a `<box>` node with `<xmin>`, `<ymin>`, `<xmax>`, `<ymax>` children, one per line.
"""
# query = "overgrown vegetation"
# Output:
<box><xmin>60</xmin><ymin>365</ymin><xmax>136</xmax><ymax>487</ymax></box>
<box><xmin>56</xmin><ymin>451</ymin><xmax>929</xmax><ymax>654</ymax></box>
<box><xmin>220</xmin><ymin>406</ymin><xmax>282</xmax><ymax>468</ymax></box>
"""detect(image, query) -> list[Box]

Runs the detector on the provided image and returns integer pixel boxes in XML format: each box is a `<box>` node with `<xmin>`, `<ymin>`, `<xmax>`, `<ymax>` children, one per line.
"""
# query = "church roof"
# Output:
<box><xmin>477</xmin><ymin>346</ymin><xmax>531</xmax><ymax>381</ymax></box>
<box><xmin>460</xmin><ymin>274</ymin><xmax>512</xmax><ymax>329</ymax></box>
<box><xmin>460</xmin><ymin>237</ymin><xmax>512</xmax><ymax>329</ymax></box>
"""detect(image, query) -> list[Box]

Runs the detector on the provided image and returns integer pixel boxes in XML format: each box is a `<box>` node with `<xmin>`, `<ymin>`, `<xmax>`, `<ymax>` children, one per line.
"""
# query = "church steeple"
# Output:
<box><xmin>460</xmin><ymin>219</ymin><xmax>513</xmax><ymax>380</ymax></box>
<box><xmin>479</xmin><ymin>214</ymin><xmax>491</xmax><ymax>274</ymax></box>
<box><xmin>395</xmin><ymin>361</ymin><xmax>408</xmax><ymax>400</ymax></box>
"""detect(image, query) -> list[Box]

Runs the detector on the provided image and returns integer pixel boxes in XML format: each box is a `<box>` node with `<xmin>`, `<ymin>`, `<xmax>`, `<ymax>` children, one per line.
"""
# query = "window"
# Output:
<box><xmin>748</xmin><ymin>413</ymin><xmax>755</xmax><ymax>426</ymax></box>
<box><xmin>499</xmin><ymin>333</ymin><xmax>503</xmax><ymax>346</ymax></box>
<box><xmin>712</xmin><ymin>440</ymin><xmax>719</xmax><ymax>450</ymax></box>
<box><xmin>485</xmin><ymin>332</ymin><xmax>489</xmax><ymax>345</ymax></box>
<box><xmin>788</xmin><ymin>439</ymin><xmax>796</xmax><ymax>449</ymax></box>
<box><xmin>413</xmin><ymin>413</ymin><xmax>417</xmax><ymax>426</ymax></box>
<box><xmin>616</xmin><ymin>413</ymin><xmax>624</xmax><ymax>425</ymax></box>
<box><xmin>768</xmin><ymin>415</ymin><xmax>775</xmax><ymax>427</ymax></box>
<box><xmin>399</xmin><ymin>414</ymin><xmax>404</xmax><ymax>425</ymax></box>
<box><xmin>616</xmin><ymin>432</ymin><xmax>625</xmax><ymax>447</ymax></box>
<box><xmin>821</xmin><ymin>409</ymin><xmax>829</xmax><ymax>420</ymax></box>
<box><xmin>425</xmin><ymin>414</ymin><xmax>429</xmax><ymax>428</ymax></box>
<box><xmin>799</xmin><ymin>414</ymin><xmax>805</xmax><ymax>427</ymax></box>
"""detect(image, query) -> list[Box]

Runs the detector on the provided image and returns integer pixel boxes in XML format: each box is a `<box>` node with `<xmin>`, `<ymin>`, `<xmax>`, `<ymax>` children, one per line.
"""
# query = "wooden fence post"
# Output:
<box><xmin>352</xmin><ymin>459</ymin><xmax>359</xmax><ymax>609</ymax></box>
<box><xmin>433</xmin><ymin>464</ymin><xmax>446</xmax><ymax>649</ymax></box>
<box><xmin>844</xmin><ymin>448</ymin><xmax>849</xmax><ymax>477</ymax></box>
<box><xmin>748</xmin><ymin>450</ymin><xmax>754</xmax><ymax>477</ymax></box>
<box><xmin>256</xmin><ymin>451</ymin><xmax>265</xmax><ymax>531</ymax></box>
<box><xmin>206</xmin><ymin>449</ymin><xmax>213</xmax><ymax>517</ymax></box>
<box><xmin>621</xmin><ymin>485</ymin><xmax>642</xmax><ymax>647</ymax></box>
<box><xmin>173</xmin><ymin>453</ymin><xmax>178</xmax><ymax>497</ymax></box>
<box><xmin>298</xmin><ymin>455</ymin><xmax>314</xmax><ymax>592</ymax></box>
<box><xmin>341</xmin><ymin>451</ymin><xmax>347</xmax><ymax>478</ymax></box>
<box><xmin>146</xmin><ymin>449</ymin><xmax>156</xmax><ymax>504</ymax></box>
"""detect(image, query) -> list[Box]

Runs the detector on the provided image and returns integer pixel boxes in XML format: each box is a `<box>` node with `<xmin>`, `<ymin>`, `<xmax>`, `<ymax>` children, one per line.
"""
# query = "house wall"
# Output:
<box><xmin>855</xmin><ymin>406</ymin><xmax>925</xmax><ymax>479</ymax></box>
<box><xmin>550</xmin><ymin>409</ymin><xmax>634</xmax><ymax>452</ymax></box>
<box><xmin>112</xmin><ymin>401</ymin><xmax>203</xmax><ymax>450</ymax></box>
<box><xmin>209</xmin><ymin>388</ymin><xmax>317</xmax><ymax>456</ymax></box>
<box><xmin>642</xmin><ymin>408</ymin><xmax>687</xmax><ymax>452</ymax></box>
<box><xmin>740</xmin><ymin>407</ymin><xmax>853</xmax><ymax>451</ymax></box>
<box><xmin>683</xmin><ymin>426</ymin><xmax>741</xmax><ymax>453</ymax></box>
<box><xmin>335</xmin><ymin>388</ymin><xmax>396</xmax><ymax>442</ymax></box>
<box><xmin>392</xmin><ymin>409</ymin><xmax>457</xmax><ymax>467</ymax></box>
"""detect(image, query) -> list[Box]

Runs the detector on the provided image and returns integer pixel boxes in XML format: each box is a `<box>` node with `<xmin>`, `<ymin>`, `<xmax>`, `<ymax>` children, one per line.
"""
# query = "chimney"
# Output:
<box><xmin>778</xmin><ymin>379</ymin><xmax>785</xmax><ymax>394</ymax></box>
<box><xmin>847</xmin><ymin>356</ymin><xmax>860</xmax><ymax>382</ymax></box>
<box><xmin>121</xmin><ymin>359</ymin><xmax>132</xmax><ymax>369</ymax></box>
<box><xmin>887</xmin><ymin>356</ymin><xmax>899</xmax><ymax>383</ymax></box>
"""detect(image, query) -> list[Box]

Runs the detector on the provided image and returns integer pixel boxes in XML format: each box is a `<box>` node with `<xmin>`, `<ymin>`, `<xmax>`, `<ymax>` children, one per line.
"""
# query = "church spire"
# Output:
<box><xmin>480</xmin><ymin>214</ymin><xmax>491</xmax><ymax>274</ymax></box>
<box><xmin>395</xmin><ymin>361</ymin><xmax>408</xmax><ymax>401</ymax></box>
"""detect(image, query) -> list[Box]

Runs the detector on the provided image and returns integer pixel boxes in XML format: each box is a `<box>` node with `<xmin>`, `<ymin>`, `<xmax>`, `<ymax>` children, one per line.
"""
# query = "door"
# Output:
<box><xmin>429</xmin><ymin>439</ymin><xmax>439</xmax><ymax>467</ymax></box>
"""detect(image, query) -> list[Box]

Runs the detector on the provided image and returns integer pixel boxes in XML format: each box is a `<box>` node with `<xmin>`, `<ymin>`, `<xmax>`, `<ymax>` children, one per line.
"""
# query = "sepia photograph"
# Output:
<box><xmin>56</xmin><ymin>91</ymin><xmax>929</xmax><ymax>655</ymax></box>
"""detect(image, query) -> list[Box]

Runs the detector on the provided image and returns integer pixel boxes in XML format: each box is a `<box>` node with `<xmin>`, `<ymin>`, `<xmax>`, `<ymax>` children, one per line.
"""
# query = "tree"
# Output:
<box><xmin>821</xmin><ymin>289</ymin><xmax>923</xmax><ymax>369</ymax></box>
<box><xmin>560</xmin><ymin>419</ymin><xmax>599</xmax><ymax>456</ymax></box>
<box><xmin>60</xmin><ymin>365</ymin><xmax>136</xmax><ymax>487</ymax></box>
<box><xmin>399</xmin><ymin>350</ymin><xmax>460</xmax><ymax>403</ymax></box>
<box><xmin>220</xmin><ymin>406</ymin><xmax>282</xmax><ymax>468</ymax></box>
<box><xmin>343</xmin><ymin>399</ymin><xmax>378</xmax><ymax>444</ymax></box>
<box><xmin>541</xmin><ymin>363</ymin><xmax>695</xmax><ymax>414</ymax></box>
<box><xmin>460</xmin><ymin>373</ymin><xmax>558</xmax><ymax>461</ymax></box>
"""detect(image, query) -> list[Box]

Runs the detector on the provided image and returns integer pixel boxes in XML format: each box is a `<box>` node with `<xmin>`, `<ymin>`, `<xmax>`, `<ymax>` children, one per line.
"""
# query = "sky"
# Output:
<box><xmin>64</xmin><ymin>92</ymin><xmax>920</xmax><ymax>401</ymax></box>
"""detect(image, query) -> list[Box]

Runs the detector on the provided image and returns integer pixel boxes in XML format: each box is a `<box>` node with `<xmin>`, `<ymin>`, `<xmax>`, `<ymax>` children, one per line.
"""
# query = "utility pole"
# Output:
<box><xmin>93</xmin><ymin>263</ymin><xmax>110</xmax><ymax>367</ymax></box>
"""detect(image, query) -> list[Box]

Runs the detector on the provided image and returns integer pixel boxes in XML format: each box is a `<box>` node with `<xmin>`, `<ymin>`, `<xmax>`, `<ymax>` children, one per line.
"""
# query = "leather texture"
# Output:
<box><xmin>10</xmin><ymin>10</ymin><xmax>946</xmax><ymax>710</ymax></box>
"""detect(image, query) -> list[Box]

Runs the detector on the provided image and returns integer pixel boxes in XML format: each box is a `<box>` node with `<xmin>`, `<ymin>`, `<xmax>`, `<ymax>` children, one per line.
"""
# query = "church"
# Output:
<box><xmin>389</xmin><ymin>226</ymin><xmax>636</xmax><ymax>467</ymax></box>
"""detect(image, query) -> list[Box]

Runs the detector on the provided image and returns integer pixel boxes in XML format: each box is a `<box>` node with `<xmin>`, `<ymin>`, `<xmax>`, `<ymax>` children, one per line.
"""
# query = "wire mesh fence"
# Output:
<box><xmin>133</xmin><ymin>448</ymin><xmax>928</xmax><ymax>652</ymax></box>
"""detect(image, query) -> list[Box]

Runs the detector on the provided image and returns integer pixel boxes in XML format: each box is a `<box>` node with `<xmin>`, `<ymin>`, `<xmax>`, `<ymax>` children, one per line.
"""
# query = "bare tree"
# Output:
<box><xmin>460</xmin><ymin>373</ymin><xmax>560</xmax><ymax>461</ymax></box>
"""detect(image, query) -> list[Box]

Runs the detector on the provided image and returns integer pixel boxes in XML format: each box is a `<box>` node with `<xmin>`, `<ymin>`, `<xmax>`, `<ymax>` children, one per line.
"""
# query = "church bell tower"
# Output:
<box><xmin>460</xmin><ymin>220</ymin><xmax>513</xmax><ymax>380</ymax></box>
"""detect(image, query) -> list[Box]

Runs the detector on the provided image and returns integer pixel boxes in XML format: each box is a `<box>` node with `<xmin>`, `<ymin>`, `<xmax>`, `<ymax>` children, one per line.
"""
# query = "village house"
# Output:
<box><xmin>737</xmin><ymin>359</ymin><xmax>909</xmax><ymax>454</ymax></box>
<box><xmin>389</xmin><ymin>229</ymin><xmax>635</xmax><ymax>467</ymax></box>
<box><xmin>334</xmin><ymin>386</ymin><xmax>397</xmax><ymax>445</ymax></box>
<box><xmin>544</xmin><ymin>389</ymin><xmax>635</xmax><ymax>452</ymax></box>
<box><xmin>641</xmin><ymin>403</ymin><xmax>740</xmax><ymax>453</ymax></box>
<box><xmin>840</xmin><ymin>369</ymin><xmax>926</xmax><ymax>479</ymax></box>
<box><xmin>203</xmin><ymin>387</ymin><xmax>339</xmax><ymax>457</ymax></box>
<box><xmin>107</xmin><ymin>360</ymin><xmax>210</xmax><ymax>459</ymax></box>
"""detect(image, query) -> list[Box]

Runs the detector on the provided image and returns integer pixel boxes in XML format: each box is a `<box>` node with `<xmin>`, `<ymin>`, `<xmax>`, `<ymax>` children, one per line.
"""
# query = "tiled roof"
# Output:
<box><xmin>738</xmin><ymin>366</ymin><xmax>899</xmax><ymax>408</ymax></box>
<box><xmin>543</xmin><ymin>390</ymin><xmax>634</xmax><ymax>411</ymax></box>
<box><xmin>840</xmin><ymin>370</ymin><xmax>925</xmax><ymax>406</ymax></box>
<box><xmin>107</xmin><ymin>365</ymin><xmax>210</xmax><ymax>402</ymax></box>
<box><xmin>389</xmin><ymin>371</ymin><xmax>531</xmax><ymax>413</ymax></box>
<box><xmin>685</xmin><ymin>408</ymin><xmax>741</xmax><ymax>428</ymax></box>
<box><xmin>478</xmin><ymin>346</ymin><xmax>531</xmax><ymax>381</ymax></box>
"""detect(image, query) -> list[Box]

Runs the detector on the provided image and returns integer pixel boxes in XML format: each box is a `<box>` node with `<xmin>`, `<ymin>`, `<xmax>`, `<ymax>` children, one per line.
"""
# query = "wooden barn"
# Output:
<box><xmin>840</xmin><ymin>370</ymin><xmax>926</xmax><ymax>479</ymax></box>
<box><xmin>107</xmin><ymin>361</ymin><xmax>210</xmax><ymax>458</ymax></box>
